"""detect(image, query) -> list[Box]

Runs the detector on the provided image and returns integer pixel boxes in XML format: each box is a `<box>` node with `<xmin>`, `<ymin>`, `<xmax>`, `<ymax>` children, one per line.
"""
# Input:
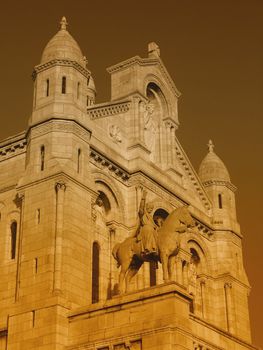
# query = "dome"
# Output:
<box><xmin>41</xmin><ymin>17</ymin><xmax>85</xmax><ymax>67</ymax></box>
<box><xmin>198</xmin><ymin>140</ymin><xmax>230</xmax><ymax>183</ymax></box>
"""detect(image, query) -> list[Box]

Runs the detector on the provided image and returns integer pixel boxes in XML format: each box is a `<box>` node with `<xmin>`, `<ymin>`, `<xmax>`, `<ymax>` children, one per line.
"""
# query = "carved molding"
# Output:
<box><xmin>129</xmin><ymin>174</ymin><xmax>185</xmax><ymax>208</ymax></box>
<box><xmin>55</xmin><ymin>182</ymin><xmax>67</xmax><ymax>193</ymax></box>
<box><xmin>32</xmin><ymin>59</ymin><xmax>90</xmax><ymax>80</ymax></box>
<box><xmin>175</xmin><ymin>146</ymin><xmax>211</xmax><ymax>210</ymax></box>
<box><xmin>0</xmin><ymin>139</ymin><xmax>27</xmax><ymax>161</ymax></box>
<box><xmin>29</xmin><ymin>119</ymin><xmax>91</xmax><ymax>143</ymax></box>
<box><xmin>87</xmin><ymin>102</ymin><xmax>131</xmax><ymax>120</ymax></box>
<box><xmin>202</xmin><ymin>179</ymin><xmax>237</xmax><ymax>192</ymax></box>
<box><xmin>90</xmin><ymin>149</ymin><xmax>129</xmax><ymax>183</ymax></box>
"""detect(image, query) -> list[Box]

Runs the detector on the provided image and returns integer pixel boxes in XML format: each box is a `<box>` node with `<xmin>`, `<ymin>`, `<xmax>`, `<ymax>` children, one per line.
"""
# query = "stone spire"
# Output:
<box><xmin>60</xmin><ymin>16</ymin><xmax>68</xmax><ymax>31</ymax></box>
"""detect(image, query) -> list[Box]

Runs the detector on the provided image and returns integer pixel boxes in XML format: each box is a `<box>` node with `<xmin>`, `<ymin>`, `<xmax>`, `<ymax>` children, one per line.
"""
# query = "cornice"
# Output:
<box><xmin>175</xmin><ymin>143</ymin><xmax>211</xmax><ymax>211</ymax></box>
<box><xmin>87</xmin><ymin>100</ymin><xmax>131</xmax><ymax>120</ymax></box>
<box><xmin>90</xmin><ymin>148</ymin><xmax>130</xmax><ymax>183</ymax></box>
<box><xmin>0</xmin><ymin>138</ymin><xmax>27</xmax><ymax>162</ymax></box>
<box><xmin>32</xmin><ymin>59</ymin><xmax>91</xmax><ymax>80</ymax></box>
<box><xmin>203</xmin><ymin>179</ymin><xmax>237</xmax><ymax>192</ymax></box>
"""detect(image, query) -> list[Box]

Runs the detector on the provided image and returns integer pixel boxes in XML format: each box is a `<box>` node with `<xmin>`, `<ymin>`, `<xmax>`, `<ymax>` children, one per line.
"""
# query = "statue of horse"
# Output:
<box><xmin>112</xmin><ymin>206</ymin><xmax>195</xmax><ymax>293</ymax></box>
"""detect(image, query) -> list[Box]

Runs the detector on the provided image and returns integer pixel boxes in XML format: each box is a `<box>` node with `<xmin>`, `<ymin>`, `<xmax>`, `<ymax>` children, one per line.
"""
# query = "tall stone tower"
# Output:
<box><xmin>0</xmin><ymin>18</ymin><xmax>257</xmax><ymax>350</ymax></box>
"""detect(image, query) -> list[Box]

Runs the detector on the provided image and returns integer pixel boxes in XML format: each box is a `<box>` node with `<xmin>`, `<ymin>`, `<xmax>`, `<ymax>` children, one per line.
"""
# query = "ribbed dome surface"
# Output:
<box><xmin>41</xmin><ymin>17</ymin><xmax>85</xmax><ymax>67</ymax></box>
<box><xmin>198</xmin><ymin>141</ymin><xmax>230</xmax><ymax>182</ymax></box>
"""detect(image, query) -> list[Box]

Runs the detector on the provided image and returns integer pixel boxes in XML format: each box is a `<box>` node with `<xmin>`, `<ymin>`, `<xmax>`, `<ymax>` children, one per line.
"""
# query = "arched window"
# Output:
<box><xmin>46</xmin><ymin>79</ymin><xmax>49</xmax><ymax>97</ymax></box>
<box><xmin>92</xmin><ymin>242</ymin><xmax>100</xmax><ymax>303</ymax></box>
<box><xmin>218</xmin><ymin>194</ymin><xmax>223</xmax><ymax>209</ymax></box>
<box><xmin>11</xmin><ymin>221</ymin><xmax>17</xmax><ymax>259</ymax></box>
<box><xmin>40</xmin><ymin>145</ymin><xmax>45</xmax><ymax>171</ymax></box>
<box><xmin>62</xmin><ymin>76</ymin><xmax>66</xmax><ymax>94</ymax></box>
<box><xmin>77</xmin><ymin>82</ymin><xmax>80</xmax><ymax>99</ymax></box>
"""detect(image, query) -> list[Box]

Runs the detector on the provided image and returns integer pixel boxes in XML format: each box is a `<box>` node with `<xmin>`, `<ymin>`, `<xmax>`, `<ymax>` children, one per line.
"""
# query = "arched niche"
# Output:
<box><xmin>146</xmin><ymin>82</ymin><xmax>168</xmax><ymax>124</ymax></box>
<box><xmin>187</xmin><ymin>239</ymin><xmax>209</xmax><ymax>276</ymax></box>
<box><xmin>93</xmin><ymin>176</ymin><xmax>124</xmax><ymax>224</ymax></box>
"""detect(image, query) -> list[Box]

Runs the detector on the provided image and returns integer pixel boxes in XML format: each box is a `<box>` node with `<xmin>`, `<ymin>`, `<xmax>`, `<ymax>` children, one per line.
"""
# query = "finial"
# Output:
<box><xmin>207</xmin><ymin>140</ymin><xmax>214</xmax><ymax>153</ymax></box>
<box><xmin>60</xmin><ymin>16</ymin><xmax>68</xmax><ymax>30</ymax></box>
<box><xmin>83</xmin><ymin>56</ymin><xmax>88</xmax><ymax>68</ymax></box>
<box><xmin>148</xmin><ymin>42</ymin><xmax>160</xmax><ymax>58</ymax></box>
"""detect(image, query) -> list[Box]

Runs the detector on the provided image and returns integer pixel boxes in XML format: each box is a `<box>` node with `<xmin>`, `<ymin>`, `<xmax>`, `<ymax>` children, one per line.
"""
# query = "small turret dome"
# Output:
<box><xmin>41</xmin><ymin>17</ymin><xmax>85</xmax><ymax>67</ymax></box>
<box><xmin>198</xmin><ymin>140</ymin><xmax>230</xmax><ymax>183</ymax></box>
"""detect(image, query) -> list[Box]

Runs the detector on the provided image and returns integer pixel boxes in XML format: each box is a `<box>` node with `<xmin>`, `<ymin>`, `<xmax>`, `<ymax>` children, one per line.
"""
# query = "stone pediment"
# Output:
<box><xmin>107</xmin><ymin>55</ymin><xmax>181</xmax><ymax>99</ymax></box>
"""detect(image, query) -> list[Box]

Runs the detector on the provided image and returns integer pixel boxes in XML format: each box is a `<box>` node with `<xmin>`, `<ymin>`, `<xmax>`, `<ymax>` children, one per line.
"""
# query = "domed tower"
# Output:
<box><xmin>29</xmin><ymin>17</ymin><xmax>95</xmax><ymax>126</ymax></box>
<box><xmin>199</xmin><ymin>140</ymin><xmax>237</xmax><ymax>228</ymax></box>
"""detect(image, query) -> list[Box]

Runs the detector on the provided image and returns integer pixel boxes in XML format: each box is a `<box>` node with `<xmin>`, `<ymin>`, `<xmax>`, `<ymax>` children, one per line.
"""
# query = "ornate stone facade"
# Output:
<box><xmin>0</xmin><ymin>18</ymin><xmax>257</xmax><ymax>350</ymax></box>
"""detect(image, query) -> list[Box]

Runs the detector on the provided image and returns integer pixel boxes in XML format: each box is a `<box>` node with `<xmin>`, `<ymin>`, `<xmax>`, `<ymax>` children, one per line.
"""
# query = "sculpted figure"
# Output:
<box><xmin>136</xmin><ymin>190</ymin><xmax>158</xmax><ymax>257</ymax></box>
<box><xmin>112</xmin><ymin>200</ymin><xmax>195</xmax><ymax>293</ymax></box>
<box><xmin>142</xmin><ymin>101</ymin><xmax>157</xmax><ymax>153</ymax></box>
<box><xmin>93</xmin><ymin>198</ymin><xmax>106</xmax><ymax>225</ymax></box>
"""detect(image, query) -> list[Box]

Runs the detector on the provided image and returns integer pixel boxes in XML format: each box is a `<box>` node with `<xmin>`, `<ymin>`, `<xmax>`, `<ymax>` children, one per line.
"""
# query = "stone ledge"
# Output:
<box><xmin>69</xmin><ymin>282</ymin><xmax>192</xmax><ymax>322</ymax></box>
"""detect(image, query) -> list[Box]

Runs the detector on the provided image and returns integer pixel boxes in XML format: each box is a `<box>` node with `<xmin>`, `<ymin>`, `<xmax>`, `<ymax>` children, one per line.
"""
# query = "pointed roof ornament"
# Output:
<box><xmin>207</xmin><ymin>139</ymin><xmax>214</xmax><ymax>153</ymax></box>
<box><xmin>60</xmin><ymin>16</ymin><xmax>68</xmax><ymax>31</ymax></box>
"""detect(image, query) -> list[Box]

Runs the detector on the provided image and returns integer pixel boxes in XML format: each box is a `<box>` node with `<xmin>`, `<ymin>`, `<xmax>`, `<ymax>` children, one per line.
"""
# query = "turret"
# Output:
<box><xmin>29</xmin><ymin>17</ymin><xmax>95</xmax><ymax>126</ymax></box>
<box><xmin>198</xmin><ymin>140</ymin><xmax>237</xmax><ymax>229</ymax></box>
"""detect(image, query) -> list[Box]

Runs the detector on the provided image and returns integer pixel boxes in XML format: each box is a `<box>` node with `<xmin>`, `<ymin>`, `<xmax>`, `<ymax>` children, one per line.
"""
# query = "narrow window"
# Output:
<box><xmin>36</xmin><ymin>209</ymin><xmax>41</xmax><ymax>224</ymax></box>
<box><xmin>46</xmin><ymin>79</ymin><xmax>49</xmax><ymax>97</ymax></box>
<box><xmin>77</xmin><ymin>148</ymin><xmax>81</xmax><ymax>173</ymax></box>
<box><xmin>92</xmin><ymin>242</ymin><xmax>100</xmax><ymax>303</ymax></box>
<box><xmin>87</xmin><ymin>96</ymin><xmax>89</xmax><ymax>106</ymax></box>
<box><xmin>11</xmin><ymin>221</ymin><xmax>17</xmax><ymax>259</ymax></box>
<box><xmin>77</xmin><ymin>82</ymin><xmax>80</xmax><ymax>99</ymax></box>
<box><xmin>218</xmin><ymin>194</ymin><xmax>223</xmax><ymax>209</ymax></box>
<box><xmin>32</xmin><ymin>310</ymin><xmax>36</xmax><ymax>328</ymax></box>
<box><xmin>40</xmin><ymin>145</ymin><xmax>45</xmax><ymax>171</ymax></box>
<box><xmin>34</xmin><ymin>258</ymin><xmax>38</xmax><ymax>274</ymax></box>
<box><xmin>62</xmin><ymin>76</ymin><xmax>66</xmax><ymax>94</ymax></box>
<box><xmin>149</xmin><ymin>261</ymin><xmax>157</xmax><ymax>286</ymax></box>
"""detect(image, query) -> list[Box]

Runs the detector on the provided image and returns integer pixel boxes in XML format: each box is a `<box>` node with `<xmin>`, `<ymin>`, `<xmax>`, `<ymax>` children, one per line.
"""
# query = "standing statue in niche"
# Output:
<box><xmin>142</xmin><ymin>101</ymin><xmax>157</xmax><ymax>155</ymax></box>
<box><xmin>112</xmin><ymin>191</ymin><xmax>196</xmax><ymax>293</ymax></box>
<box><xmin>93</xmin><ymin>197</ymin><xmax>106</xmax><ymax>226</ymax></box>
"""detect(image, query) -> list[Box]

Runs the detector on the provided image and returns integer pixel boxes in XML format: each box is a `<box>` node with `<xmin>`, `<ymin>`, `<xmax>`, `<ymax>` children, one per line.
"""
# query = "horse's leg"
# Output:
<box><xmin>160</xmin><ymin>251</ymin><xmax>169</xmax><ymax>282</ymax></box>
<box><xmin>118</xmin><ymin>259</ymin><xmax>130</xmax><ymax>294</ymax></box>
<box><xmin>125</xmin><ymin>262</ymin><xmax>143</xmax><ymax>292</ymax></box>
<box><xmin>168</xmin><ymin>256</ymin><xmax>176</xmax><ymax>281</ymax></box>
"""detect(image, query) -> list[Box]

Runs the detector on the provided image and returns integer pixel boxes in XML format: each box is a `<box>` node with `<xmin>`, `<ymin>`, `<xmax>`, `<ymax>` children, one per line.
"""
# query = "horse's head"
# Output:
<box><xmin>178</xmin><ymin>206</ymin><xmax>196</xmax><ymax>228</ymax></box>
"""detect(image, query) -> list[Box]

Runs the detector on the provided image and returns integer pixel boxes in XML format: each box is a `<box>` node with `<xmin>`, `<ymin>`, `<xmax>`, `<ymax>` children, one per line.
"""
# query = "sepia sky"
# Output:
<box><xmin>0</xmin><ymin>0</ymin><xmax>262</xmax><ymax>346</ymax></box>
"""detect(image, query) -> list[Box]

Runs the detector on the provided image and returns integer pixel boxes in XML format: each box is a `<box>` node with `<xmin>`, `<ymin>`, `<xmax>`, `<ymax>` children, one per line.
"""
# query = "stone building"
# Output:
<box><xmin>0</xmin><ymin>17</ymin><xmax>257</xmax><ymax>350</ymax></box>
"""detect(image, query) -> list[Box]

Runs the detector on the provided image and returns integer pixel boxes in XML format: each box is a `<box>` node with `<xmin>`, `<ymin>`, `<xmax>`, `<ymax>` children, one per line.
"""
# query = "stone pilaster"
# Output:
<box><xmin>53</xmin><ymin>181</ymin><xmax>66</xmax><ymax>294</ymax></box>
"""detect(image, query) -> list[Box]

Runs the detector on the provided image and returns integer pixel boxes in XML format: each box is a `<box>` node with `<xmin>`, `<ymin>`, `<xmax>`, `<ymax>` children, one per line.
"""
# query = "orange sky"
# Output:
<box><xmin>0</xmin><ymin>0</ymin><xmax>262</xmax><ymax>346</ymax></box>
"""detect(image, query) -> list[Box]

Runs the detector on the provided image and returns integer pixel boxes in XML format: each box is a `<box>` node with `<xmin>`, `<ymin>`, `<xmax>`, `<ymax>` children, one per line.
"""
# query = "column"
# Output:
<box><xmin>224</xmin><ymin>282</ymin><xmax>235</xmax><ymax>334</ymax></box>
<box><xmin>175</xmin><ymin>257</ymin><xmax>183</xmax><ymax>285</ymax></box>
<box><xmin>165</xmin><ymin>121</ymin><xmax>172</xmax><ymax>167</ymax></box>
<box><xmin>171</xmin><ymin>124</ymin><xmax>176</xmax><ymax>167</ymax></box>
<box><xmin>14</xmin><ymin>192</ymin><xmax>25</xmax><ymax>301</ymax></box>
<box><xmin>200</xmin><ymin>279</ymin><xmax>206</xmax><ymax>318</ymax></box>
<box><xmin>53</xmin><ymin>182</ymin><xmax>66</xmax><ymax>294</ymax></box>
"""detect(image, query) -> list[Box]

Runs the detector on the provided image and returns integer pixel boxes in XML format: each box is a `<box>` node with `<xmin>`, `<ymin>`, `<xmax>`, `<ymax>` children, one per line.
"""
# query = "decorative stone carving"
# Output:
<box><xmin>112</xmin><ymin>200</ymin><xmax>195</xmax><ymax>293</ymax></box>
<box><xmin>87</xmin><ymin>102</ymin><xmax>130</xmax><ymax>119</ymax></box>
<box><xmin>141</xmin><ymin>101</ymin><xmax>157</xmax><ymax>153</ymax></box>
<box><xmin>109</xmin><ymin>125</ymin><xmax>122</xmax><ymax>143</ymax></box>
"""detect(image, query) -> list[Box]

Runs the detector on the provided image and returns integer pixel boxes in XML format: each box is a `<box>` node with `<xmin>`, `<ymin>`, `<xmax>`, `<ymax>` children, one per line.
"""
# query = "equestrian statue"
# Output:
<box><xmin>112</xmin><ymin>190</ymin><xmax>196</xmax><ymax>293</ymax></box>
